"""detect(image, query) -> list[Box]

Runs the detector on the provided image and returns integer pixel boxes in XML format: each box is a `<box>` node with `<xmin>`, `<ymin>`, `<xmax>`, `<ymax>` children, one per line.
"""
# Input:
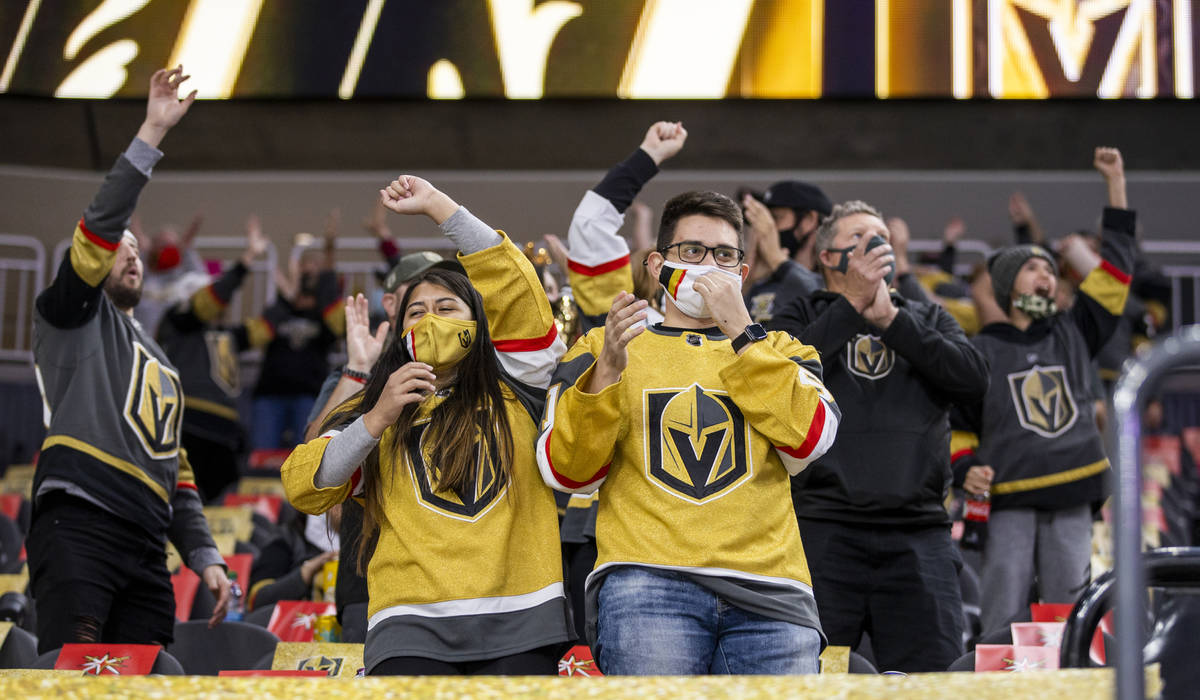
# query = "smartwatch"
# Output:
<box><xmin>731</xmin><ymin>323</ymin><xmax>767</xmax><ymax>353</ymax></box>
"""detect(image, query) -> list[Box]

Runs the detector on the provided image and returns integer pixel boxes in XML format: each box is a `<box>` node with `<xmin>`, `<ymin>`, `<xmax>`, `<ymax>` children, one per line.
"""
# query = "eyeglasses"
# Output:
<box><xmin>659</xmin><ymin>242</ymin><xmax>745</xmax><ymax>268</ymax></box>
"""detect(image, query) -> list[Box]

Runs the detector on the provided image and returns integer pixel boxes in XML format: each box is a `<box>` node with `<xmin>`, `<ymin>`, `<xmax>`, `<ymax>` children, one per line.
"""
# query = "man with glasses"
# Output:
<box><xmin>769</xmin><ymin>201</ymin><xmax>989</xmax><ymax>673</ymax></box>
<box><xmin>538</xmin><ymin>190</ymin><xmax>839</xmax><ymax>674</ymax></box>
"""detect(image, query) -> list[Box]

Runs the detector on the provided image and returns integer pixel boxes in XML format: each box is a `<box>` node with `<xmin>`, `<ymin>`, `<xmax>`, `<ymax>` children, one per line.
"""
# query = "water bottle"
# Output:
<box><xmin>960</xmin><ymin>491</ymin><xmax>990</xmax><ymax>550</ymax></box>
<box><xmin>226</xmin><ymin>571</ymin><xmax>245</xmax><ymax>622</ymax></box>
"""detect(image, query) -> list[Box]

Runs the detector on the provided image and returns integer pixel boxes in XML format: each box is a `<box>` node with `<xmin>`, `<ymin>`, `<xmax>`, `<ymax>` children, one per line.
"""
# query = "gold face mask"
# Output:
<box><xmin>402</xmin><ymin>313</ymin><xmax>477</xmax><ymax>370</ymax></box>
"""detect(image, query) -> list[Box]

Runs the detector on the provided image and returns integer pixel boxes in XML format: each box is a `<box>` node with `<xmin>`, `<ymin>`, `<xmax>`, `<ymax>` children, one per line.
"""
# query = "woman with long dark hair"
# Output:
<box><xmin>282</xmin><ymin>175</ymin><xmax>570</xmax><ymax>675</ymax></box>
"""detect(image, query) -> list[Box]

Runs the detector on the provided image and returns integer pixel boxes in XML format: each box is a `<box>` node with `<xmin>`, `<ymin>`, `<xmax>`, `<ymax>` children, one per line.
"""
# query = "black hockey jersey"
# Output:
<box><xmin>33</xmin><ymin>139</ymin><xmax>221</xmax><ymax>574</ymax></box>
<box><xmin>951</xmin><ymin>207</ymin><xmax>1136</xmax><ymax>510</ymax></box>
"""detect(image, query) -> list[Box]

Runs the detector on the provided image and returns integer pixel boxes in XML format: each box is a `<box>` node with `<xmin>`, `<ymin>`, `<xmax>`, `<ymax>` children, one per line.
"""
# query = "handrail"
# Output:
<box><xmin>1109</xmin><ymin>326</ymin><xmax>1200</xmax><ymax>700</ymax></box>
<box><xmin>0</xmin><ymin>234</ymin><xmax>45</xmax><ymax>364</ymax></box>
<box><xmin>1060</xmin><ymin>547</ymin><xmax>1200</xmax><ymax>669</ymax></box>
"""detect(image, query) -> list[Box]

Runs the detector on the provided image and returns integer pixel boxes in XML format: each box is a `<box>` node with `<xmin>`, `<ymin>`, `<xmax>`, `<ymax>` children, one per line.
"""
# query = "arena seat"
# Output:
<box><xmin>32</xmin><ymin>647</ymin><xmax>185</xmax><ymax>675</ymax></box>
<box><xmin>168</xmin><ymin>620</ymin><xmax>280</xmax><ymax>675</ymax></box>
<box><xmin>245</xmin><ymin>604</ymin><xmax>276</xmax><ymax>628</ymax></box>
<box><xmin>0</xmin><ymin>625</ymin><xmax>37</xmax><ymax>668</ymax></box>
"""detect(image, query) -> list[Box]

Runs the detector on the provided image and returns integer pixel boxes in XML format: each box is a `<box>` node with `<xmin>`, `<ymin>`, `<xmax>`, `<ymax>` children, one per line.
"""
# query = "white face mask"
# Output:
<box><xmin>657</xmin><ymin>260</ymin><xmax>742</xmax><ymax>319</ymax></box>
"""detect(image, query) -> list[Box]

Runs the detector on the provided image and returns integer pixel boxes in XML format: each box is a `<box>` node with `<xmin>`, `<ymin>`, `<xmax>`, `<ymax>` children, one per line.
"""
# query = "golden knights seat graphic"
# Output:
<box><xmin>644</xmin><ymin>384</ymin><xmax>751</xmax><ymax>504</ymax></box>
<box><xmin>1007</xmin><ymin>365</ymin><xmax>1079</xmax><ymax>438</ymax></box>
<box><xmin>846</xmin><ymin>334</ymin><xmax>895</xmax><ymax>380</ymax></box>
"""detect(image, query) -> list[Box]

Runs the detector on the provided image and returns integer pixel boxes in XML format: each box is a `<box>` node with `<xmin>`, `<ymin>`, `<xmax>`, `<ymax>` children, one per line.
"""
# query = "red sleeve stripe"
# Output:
<box><xmin>205</xmin><ymin>284</ymin><xmax>229</xmax><ymax>307</ymax></box>
<box><xmin>542</xmin><ymin>428</ymin><xmax>609</xmax><ymax>489</ymax></box>
<box><xmin>1099</xmin><ymin>260</ymin><xmax>1131</xmax><ymax>285</ymax></box>
<box><xmin>78</xmin><ymin>219</ymin><xmax>120</xmax><ymax>251</ymax></box>
<box><xmin>568</xmin><ymin>255</ymin><xmax>629</xmax><ymax>277</ymax></box>
<box><xmin>177</xmin><ymin>481</ymin><xmax>198</xmax><ymax>491</ymax></box>
<box><xmin>349</xmin><ymin>468</ymin><xmax>363</xmax><ymax>494</ymax></box>
<box><xmin>775</xmin><ymin>401</ymin><xmax>826</xmax><ymax>460</ymax></box>
<box><xmin>951</xmin><ymin>448</ymin><xmax>976</xmax><ymax>463</ymax></box>
<box><xmin>493</xmin><ymin>324</ymin><xmax>559</xmax><ymax>353</ymax></box>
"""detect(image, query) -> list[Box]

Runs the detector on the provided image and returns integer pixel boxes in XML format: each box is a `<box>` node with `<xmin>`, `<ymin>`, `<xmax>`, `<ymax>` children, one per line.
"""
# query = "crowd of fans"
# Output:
<box><xmin>0</xmin><ymin>66</ymin><xmax>1196</xmax><ymax>682</ymax></box>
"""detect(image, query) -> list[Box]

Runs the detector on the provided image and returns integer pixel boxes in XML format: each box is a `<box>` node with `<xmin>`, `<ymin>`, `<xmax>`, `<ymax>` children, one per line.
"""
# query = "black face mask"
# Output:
<box><xmin>779</xmin><ymin>226</ymin><xmax>804</xmax><ymax>258</ymax></box>
<box><xmin>827</xmin><ymin>234</ymin><xmax>894</xmax><ymax>286</ymax></box>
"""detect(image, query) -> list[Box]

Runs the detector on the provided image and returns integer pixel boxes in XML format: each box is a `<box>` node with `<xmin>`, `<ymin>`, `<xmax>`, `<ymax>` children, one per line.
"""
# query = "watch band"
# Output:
<box><xmin>731</xmin><ymin>323</ymin><xmax>767</xmax><ymax>353</ymax></box>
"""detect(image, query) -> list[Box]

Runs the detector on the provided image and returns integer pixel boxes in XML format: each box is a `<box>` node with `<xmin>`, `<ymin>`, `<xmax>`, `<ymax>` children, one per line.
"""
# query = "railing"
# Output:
<box><xmin>6</xmin><ymin>236</ymin><xmax>1200</xmax><ymax>364</ymax></box>
<box><xmin>1109</xmin><ymin>325</ymin><xmax>1200</xmax><ymax>700</ymax></box>
<box><xmin>0</xmin><ymin>235</ymin><xmax>45</xmax><ymax>364</ymax></box>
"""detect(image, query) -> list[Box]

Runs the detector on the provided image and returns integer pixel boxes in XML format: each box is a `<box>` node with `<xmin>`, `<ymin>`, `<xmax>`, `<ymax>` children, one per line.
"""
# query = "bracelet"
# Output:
<box><xmin>342</xmin><ymin>368</ymin><xmax>369</xmax><ymax>384</ymax></box>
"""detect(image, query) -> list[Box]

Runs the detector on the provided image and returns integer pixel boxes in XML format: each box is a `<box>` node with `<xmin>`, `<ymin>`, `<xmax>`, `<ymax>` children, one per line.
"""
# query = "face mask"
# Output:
<box><xmin>826</xmin><ymin>234</ymin><xmax>894</xmax><ymax>286</ymax></box>
<box><xmin>154</xmin><ymin>245</ymin><xmax>181</xmax><ymax>271</ymax></box>
<box><xmin>402</xmin><ymin>313</ymin><xmax>477</xmax><ymax>369</ymax></box>
<box><xmin>1013</xmin><ymin>293</ymin><xmax>1057</xmax><ymax>320</ymax></box>
<box><xmin>658</xmin><ymin>260</ymin><xmax>742</xmax><ymax>319</ymax></box>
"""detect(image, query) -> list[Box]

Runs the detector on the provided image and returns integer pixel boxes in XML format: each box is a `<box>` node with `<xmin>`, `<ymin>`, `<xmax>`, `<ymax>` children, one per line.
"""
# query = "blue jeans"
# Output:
<box><xmin>251</xmin><ymin>395</ymin><xmax>316</xmax><ymax>449</ymax></box>
<box><xmin>595</xmin><ymin>567</ymin><xmax>821</xmax><ymax>675</ymax></box>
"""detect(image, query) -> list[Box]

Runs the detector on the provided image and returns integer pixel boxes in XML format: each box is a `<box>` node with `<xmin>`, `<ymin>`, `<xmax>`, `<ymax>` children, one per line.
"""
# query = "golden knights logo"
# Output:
<box><xmin>1007</xmin><ymin>365</ymin><xmax>1078</xmax><ymax>438</ymax></box>
<box><xmin>644</xmin><ymin>384</ymin><xmax>751</xmax><ymax>504</ymax></box>
<box><xmin>406</xmin><ymin>420</ymin><xmax>507</xmax><ymax>521</ymax></box>
<box><xmin>846</xmin><ymin>334</ymin><xmax>894</xmax><ymax>380</ymax></box>
<box><xmin>297</xmin><ymin>655</ymin><xmax>342</xmax><ymax>676</ymax></box>
<box><xmin>204</xmin><ymin>330</ymin><xmax>240</xmax><ymax>396</ymax></box>
<box><xmin>123</xmin><ymin>341</ymin><xmax>183</xmax><ymax>458</ymax></box>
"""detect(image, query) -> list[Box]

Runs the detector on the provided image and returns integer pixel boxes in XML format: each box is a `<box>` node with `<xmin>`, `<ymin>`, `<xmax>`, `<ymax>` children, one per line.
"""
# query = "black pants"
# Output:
<box><xmin>371</xmin><ymin>645</ymin><xmax>560</xmax><ymax>676</ymax></box>
<box><xmin>796</xmin><ymin>518</ymin><xmax>964</xmax><ymax>673</ymax></box>
<box><xmin>27</xmin><ymin>492</ymin><xmax>176</xmax><ymax>654</ymax></box>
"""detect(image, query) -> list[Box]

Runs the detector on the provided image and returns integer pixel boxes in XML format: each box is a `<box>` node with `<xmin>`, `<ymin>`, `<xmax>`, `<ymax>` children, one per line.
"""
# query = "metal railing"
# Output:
<box><xmin>6</xmin><ymin>236</ymin><xmax>1200</xmax><ymax>364</ymax></box>
<box><xmin>1109</xmin><ymin>325</ymin><xmax>1200</xmax><ymax>700</ymax></box>
<box><xmin>0</xmin><ymin>234</ymin><xmax>45</xmax><ymax>363</ymax></box>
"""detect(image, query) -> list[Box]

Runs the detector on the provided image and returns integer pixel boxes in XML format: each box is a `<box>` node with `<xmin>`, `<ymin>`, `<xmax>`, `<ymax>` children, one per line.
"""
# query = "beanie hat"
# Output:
<box><xmin>987</xmin><ymin>244</ymin><xmax>1058</xmax><ymax>312</ymax></box>
<box><xmin>762</xmin><ymin>180</ymin><xmax>833</xmax><ymax>217</ymax></box>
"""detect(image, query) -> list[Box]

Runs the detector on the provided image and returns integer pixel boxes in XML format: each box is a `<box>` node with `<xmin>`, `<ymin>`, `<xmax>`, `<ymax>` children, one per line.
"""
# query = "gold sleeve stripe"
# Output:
<box><xmin>191</xmin><ymin>285</ymin><xmax>226</xmax><ymax>322</ymax></box>
<box><xmin>991</xmin><ymin>458</ymin><xmax>1108</xmax><ymax>495</ymax></box>
<box><xmin>69</xmin><ymin>221</ymin><xmax>118</xmax><ymax>287</ymax></box>
<box><xmin>950</xmin><ymin>430</ymin><xmax>979</xmax><ymax>462</ymax></box>
<box><xmin>41</xmin><ymin>434</ymin><xmax>170</xmax><ymax>502</ymax></box>
<box><xmin>178</xmin><ymin>447</ymin><xmax>196</xmax><ymax>483</ymax></box>
<box><xmin>185</xmin><ymin>395</ymin><xmax>240</xmax><ymax>421</ymax></box>
<box><xmin>323</xmin><ymin>301</ymin><xmax>346</xmax><ymax>336</ymax></box>
<box><xmin>245</xmin><ymin>318</ymin><xmax>275</xmax><ymax>348</ymax></box>
<box><xmin>1078</xmin><ymin>260</ymin><xmax>1131</xmax><ymax>316</ymax></box>
<box><xmin>247</xmin><ymin>578</ymin><xmax>275</xmax><ymax>609</ymax></box>
<box><xmin>571</xmin><ymin>267</ymin><xmax>634</xmax><ymax>317</ymax></box>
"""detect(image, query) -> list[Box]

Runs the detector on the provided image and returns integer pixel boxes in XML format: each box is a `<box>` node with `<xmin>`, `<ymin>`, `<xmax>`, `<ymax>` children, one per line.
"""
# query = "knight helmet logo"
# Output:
<box><xmin>1008</xmin><ymin>365</ymin><xmax>1078</xmax><ymax>438</ymax></box>
<box><xmin>123</xmin><ymin>341</ymin><xmax>183</xmax><ymax>458</ymax></box>
<box><xmin>406</xmin><ymin>419</ymin><xmax>507</xmax><ymax>521</ymax></box>
<box><xmin>846</xmin><ymin>334</ymin><xmax>894</xmax><ymax>380</ymax></box>
<box><xmin>204</xmin><ymin>330</ymin><xmax>240</xmax><ymax>396</ymax></box>
<box><xmin>457</xmin><ymin>328</ymin><xmax>472</xmax><ymax>348</ymax></box>
<box><xmin>644</xmin><ymin>384</ymin><xmax>751</xmax><ymax>504</ymax></box>
<box><xmin>298</xmin><ymin>655</ymin><xmax>343</xmax><ymax>676</ymax></box>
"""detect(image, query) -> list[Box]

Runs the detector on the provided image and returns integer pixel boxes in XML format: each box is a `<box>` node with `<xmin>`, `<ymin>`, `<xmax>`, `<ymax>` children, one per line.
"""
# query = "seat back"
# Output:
<box><xmin>167</xmin><ymin>620</ymin><xmax>280</xmax><ymax>675</ymax></box>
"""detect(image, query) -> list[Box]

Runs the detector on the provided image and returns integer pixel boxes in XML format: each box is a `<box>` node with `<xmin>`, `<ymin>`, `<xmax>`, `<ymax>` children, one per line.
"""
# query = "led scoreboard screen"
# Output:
<box><xmin>0</xmin><ymin>0</ymin><xmax>1195</xmax><ymax>99</ymax></box>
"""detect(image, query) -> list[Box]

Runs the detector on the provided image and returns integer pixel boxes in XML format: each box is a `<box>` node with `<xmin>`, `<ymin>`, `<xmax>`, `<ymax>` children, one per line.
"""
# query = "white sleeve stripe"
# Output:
<box><xmin>497</xmin><ymin>336</ymin><xmax>567</xmax><ymax>389</ymax></box>
<box><xmin>567</xmin><ymin>191</ymin><xmax>628</xmax><ymax>267</ymax></box>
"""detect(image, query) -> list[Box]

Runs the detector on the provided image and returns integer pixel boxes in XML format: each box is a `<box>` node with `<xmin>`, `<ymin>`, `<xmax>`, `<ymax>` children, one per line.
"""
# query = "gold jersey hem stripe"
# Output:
<box><xmin>185</xmin><ymin>395</ymin><xmax>240</xmax><ymax>421</ymax></box>
<box><xmin>41</xmin><ymin>434</ymin><xmax>170</xmax><ymax>502</ymax></box>
<box><xmin>991</xmin><ymin>458</ymin><xmax>1108</xmax><ymax>496</ymax></box>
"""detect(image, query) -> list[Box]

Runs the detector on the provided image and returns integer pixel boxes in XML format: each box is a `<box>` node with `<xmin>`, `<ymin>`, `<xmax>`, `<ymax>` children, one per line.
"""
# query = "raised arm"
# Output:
<box><xmin>37</xmin><ymin>66</ymin><xmax>194</xmax><ymax>328</ymax></box>
<box><xmin>568</xmin><ymin>121</ymin><xmax>686</xmax><ymax>330</ymax></box>
<box><xmin>1069</xmin><ymin>147</ymin><xmax>1136</xmax><ymax>355</ymax></box>
<box><xmin>381</xmin><ymin>175</ymin><xmax>564</xmax><ymax>387</ymax></box>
